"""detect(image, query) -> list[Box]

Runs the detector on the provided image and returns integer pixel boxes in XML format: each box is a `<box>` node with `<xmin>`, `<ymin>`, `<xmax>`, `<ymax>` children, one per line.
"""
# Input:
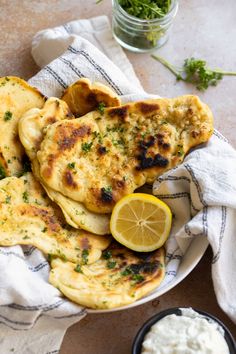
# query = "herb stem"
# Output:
<box><xmin>151</xmin><ymin>54</ymin><xmax>181</xmax><ymax>78</ymax></box>
<box><xmin>212</xmin><ymin>70</ymin><xmax>236</xmax><ymax>76</ymax></box>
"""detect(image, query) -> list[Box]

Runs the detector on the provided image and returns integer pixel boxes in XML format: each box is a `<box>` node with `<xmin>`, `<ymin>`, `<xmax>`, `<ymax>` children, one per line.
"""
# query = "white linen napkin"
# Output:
<box><xmin>0</xmin><ymin>14</ymin><xmax>236</xmax><ymax>354</ymax></box>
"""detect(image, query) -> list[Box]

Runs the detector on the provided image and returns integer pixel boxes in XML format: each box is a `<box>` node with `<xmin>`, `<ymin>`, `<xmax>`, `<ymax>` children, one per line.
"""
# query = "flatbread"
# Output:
<box><xmin>61</xmin><ymin>78</ymin><xmax>121</xmax><ymax>117</ymax></box>
<box><xmin>37</xmin><ymin>95</ymin><xmax>213</xmax><ymax>213</ymax></box>
<box><xmin>19</xmin><ymin>98</ymin><xmax>110</xmax><ymax>235</ymax></box>
<box><xmin>0</xmin><ymin>173</ymin><xmax>110</xmax><ymax>264</ymax></box>
<box><xmin>0</xmin><ymin>76</ymin><xmax>45</xmax><ymax>178</ymax></box>
<box><xmin>49</xmin><ymin>243</ymin><xmax>165</xmax><ymax>309</ymax></box>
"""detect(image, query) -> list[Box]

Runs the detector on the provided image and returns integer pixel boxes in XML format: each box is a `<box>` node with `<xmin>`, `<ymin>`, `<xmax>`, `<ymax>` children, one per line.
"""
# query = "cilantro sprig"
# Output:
<box><xmin>151</xmin><ymin>55</ymin><xmax>236</xmax><ymax>91</ymax></box>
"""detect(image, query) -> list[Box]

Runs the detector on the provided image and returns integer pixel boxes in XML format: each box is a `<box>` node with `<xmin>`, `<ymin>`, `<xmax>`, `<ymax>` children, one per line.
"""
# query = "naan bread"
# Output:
<box><xmin>49</xmin><ymin>243</ymin><xmax>165</xmax><ymax>309</ymax></box>
<box><xmin>0</xmin><ymin>173</ymin><xmax>110</xmax><ymax>264</ymax></box>
<box><xmin>19</xmin><ymin>98</ymin><xmax>110</xmax><ymax>235</ymax></box>
<box><xmin>0</xmin><ymin>76</ymin><xmax>45</xmax><ymax>178</ymax></box>
<box><xmin>61</xmin><ymin>78</ymin><xmax>121</xmax><ymax>117</ymax></box>
<box><xmin>37</xmin><ymin>95</ymin><xmax>213</xmax><ymax>213</ymax></box>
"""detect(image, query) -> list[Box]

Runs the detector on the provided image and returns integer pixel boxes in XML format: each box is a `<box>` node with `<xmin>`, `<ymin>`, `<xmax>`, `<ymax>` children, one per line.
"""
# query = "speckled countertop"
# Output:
<box><xmin>0</xmin><ymin>1</ymin><xmax>236</xmax><ymax>353</ymax></box>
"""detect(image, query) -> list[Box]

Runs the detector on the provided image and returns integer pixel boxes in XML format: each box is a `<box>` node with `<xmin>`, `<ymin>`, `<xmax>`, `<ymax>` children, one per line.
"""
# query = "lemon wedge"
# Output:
<box><xmin>110</xmin><ymin>193</ymin><xmax>172</xmax><ymax>252</ymax></box>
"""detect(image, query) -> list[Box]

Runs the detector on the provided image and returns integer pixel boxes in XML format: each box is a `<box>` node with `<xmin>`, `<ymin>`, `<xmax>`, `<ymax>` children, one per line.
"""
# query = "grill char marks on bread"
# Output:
<box><xmin>49</xmin><ymin>243</ymin><xmax>165</xmax><ymax>309</ymax></box>
<box><xmin>34</xmin><ymin>95</ymin><xmax>213</xmax><ymax>214</ymax></box>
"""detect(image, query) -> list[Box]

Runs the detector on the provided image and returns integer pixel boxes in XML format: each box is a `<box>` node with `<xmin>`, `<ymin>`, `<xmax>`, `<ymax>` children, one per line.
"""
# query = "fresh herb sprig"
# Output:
<box><xmin>151</xmin><ymin>55</ymin><xmax>236</xmax><ymax>91</ymax></box>
<box><xmin>118</xmin><ymin>0</ymin><xmax>171</xmax><ymax>19</ymax></box>
<box><xmin>96</xmin><ymin>0</ymin><xmax>171</xmax><ymax>19</ymax></box>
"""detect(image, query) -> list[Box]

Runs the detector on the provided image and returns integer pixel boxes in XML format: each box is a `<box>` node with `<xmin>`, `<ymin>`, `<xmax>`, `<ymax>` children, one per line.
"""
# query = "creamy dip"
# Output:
<box><xmin>141</xmin><ymin>308</ymin><xmax>229</xmax><ymax>354</ymax></box>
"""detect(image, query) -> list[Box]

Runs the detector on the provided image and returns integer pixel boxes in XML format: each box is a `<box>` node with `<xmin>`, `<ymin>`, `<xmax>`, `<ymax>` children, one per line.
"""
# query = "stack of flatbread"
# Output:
<box><xmin>0</xmin><ymin>76</ymin><xmax>213</xmax><ymax>309</ymax></box>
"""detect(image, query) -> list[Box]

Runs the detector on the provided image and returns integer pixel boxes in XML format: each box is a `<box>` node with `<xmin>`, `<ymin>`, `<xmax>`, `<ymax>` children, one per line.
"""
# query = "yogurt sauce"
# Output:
<box><xmin>141</xmin><ymin>308</ymin><xmax>229</xmax><ymax>354</ymax></box>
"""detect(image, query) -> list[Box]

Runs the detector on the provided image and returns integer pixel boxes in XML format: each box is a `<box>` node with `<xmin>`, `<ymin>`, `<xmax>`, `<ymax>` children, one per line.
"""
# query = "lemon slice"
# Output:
<box><xmin>110</xmin><ymin>193</ymin><xmax>172</xmax><ymax>252</ymax></box>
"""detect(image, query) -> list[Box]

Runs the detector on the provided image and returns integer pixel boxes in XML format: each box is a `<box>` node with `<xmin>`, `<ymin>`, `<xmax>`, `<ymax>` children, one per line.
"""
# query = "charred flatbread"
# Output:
<box><xmin>49</xmin><ymin>243</ymin><xmax>165</xmax><ymax>309</ymax></box>
<box><xmin>0</xmin><ymin>76</ymin><xmax>45</xmax><ymax>178</ymax></box>
<box><xmin>61</xmin><ymin>78</ymin><xmax>121</xmax><ymax>117</ymax></box>
<box><xmin>36</xmin><ymin>95</ymin><xmax>213</xmax><ymax>213</ymax></box>
<box><xmin>19</xmin><ymin>98</ymin><xmax>110</xmax><ymax>235</ymax></box>
<box><xmin>0</xmin><ymin>173</ymin><xmax>110</xmax><ymax>264</ymax></box>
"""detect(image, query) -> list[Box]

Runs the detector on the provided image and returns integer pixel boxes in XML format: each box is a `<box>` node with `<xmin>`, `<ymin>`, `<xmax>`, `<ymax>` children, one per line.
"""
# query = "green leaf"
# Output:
<box><xmin>81</xmin><ymin>142</ymin><xmax>93</xmax><ymax>153</ymax></box>
<box><xmin>97</xmin><ymin>102</ymin><xmax>106</xmax><ymax>115</ymax></box>
<box><xmin>132</xmin><ymin>274</ymin><xmax>144</xmax><ymax>283</ymax></box>
<box><xmin>107</xmin><ymin>260</ymin><xmax>117</xmax><ymax>269</ymax></box>
<box><xmin>5</xmin><ymin>196</ymin><xmax>11</xmax><ymax>204</ymax></box>
<box><xmin>3</xmin><ymin>111</ymin><xmax>12</xmax><ymax>121</ymax></box>
<box><xmin>74</xmin><ymin>264</ymin><xmax>83</xmax><ymax>273</ymax></box>
<box><xmin>67</xmin><ymin>162</ymin><xmax>75</xmax><ymax>169</ymax></box>
<box><xmin>22</xmin><ymin>191</ymin><xmax>29</xmax><ymax>203</ymax></box>
<box><xmin>82</xmin><ymin>249</ymin><xmax>89</xmax><ymax>265</ymax></box>
<box><xmin>0</xmin><ymin>164</ymin><xmax>6</xmax><ymax>180</ymax></box>
<box><xmin>102</xmin><ymin>250</ymin><xmax>112</xmax><ymax>259</ymax></box>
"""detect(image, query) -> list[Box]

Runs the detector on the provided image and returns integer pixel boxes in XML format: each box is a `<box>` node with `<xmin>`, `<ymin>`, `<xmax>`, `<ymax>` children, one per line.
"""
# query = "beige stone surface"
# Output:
<box><xmin>0</xmin><ymin>0</ymin><xmax>235</xmax><ymax>353</ymax></box>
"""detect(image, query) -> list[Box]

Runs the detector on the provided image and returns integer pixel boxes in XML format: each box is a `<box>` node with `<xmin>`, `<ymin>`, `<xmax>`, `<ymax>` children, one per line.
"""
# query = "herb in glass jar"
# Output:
<box><xmin>97</xmin><ymin>0</ymin><xmax>178</xmax><ymax>52</ymax></box>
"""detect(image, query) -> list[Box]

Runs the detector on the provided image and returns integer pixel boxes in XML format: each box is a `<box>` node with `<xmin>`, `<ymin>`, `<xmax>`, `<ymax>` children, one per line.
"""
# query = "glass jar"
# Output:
<box><xmin>112</xmin><ymin>0</ymin><xmax>178</xmax><ymax>52</ymax></box>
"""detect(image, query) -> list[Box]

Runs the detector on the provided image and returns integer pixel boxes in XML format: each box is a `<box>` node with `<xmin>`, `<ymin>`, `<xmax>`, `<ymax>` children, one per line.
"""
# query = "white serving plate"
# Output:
<box><xmin>88</xmin><ymin>236</ymin><xmax>209</xmax><ymax>313</ymax></box>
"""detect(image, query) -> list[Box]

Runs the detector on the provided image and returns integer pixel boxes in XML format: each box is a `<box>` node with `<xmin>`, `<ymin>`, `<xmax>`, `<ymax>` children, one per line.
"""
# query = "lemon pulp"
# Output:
<box><xmin>110</xmin><ymin>193</ymin><xmax>172</xmax><ymax>252</ymax></box>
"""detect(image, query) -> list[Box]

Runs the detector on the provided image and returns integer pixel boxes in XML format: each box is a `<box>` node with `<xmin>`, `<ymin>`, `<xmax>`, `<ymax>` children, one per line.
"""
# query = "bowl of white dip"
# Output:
<box><xmin>132</xmin><ymin>307</ymin><xmax>236</xmax><ymax>354</ymax></box>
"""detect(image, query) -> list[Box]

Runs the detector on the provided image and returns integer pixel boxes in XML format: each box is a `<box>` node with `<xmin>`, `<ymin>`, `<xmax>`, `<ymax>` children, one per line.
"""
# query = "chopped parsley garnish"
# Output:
<box><xmin>120</xmin><ymin>266</ymin><xmax>145</xmax><ymax>283</ymax></box>
<box><xmin>0</xmin><ymin>164</ymin><xmax>6</xmax><ymax>179</ymax></box>
<box><xmin>81</xmin><ymin>142</ymin><xmax>93</xmax><ymax>153</ymax></box>
<box><xmin>97</xmin><ymin>102</ymin><xmax>106</xmax><ymax>115</ymax></box>
<box><xmin>74</xmin><ymin>264</ymin><xmax>83</xmax><ymax>273</ymax></box>
<box><xmin>177</xmin><ymin>144</ymin><xmax>184</xmax><ymax>156</ymax></box>
<box><xmin>92</xmin><ymin>131</ymin><xmax>99</xmax><ymax>139</ymax></box>
<box><xmin>57</xmin><ymin>249</ymin><xmax>67</xmax><ymax>262</ymax></box>
<box><xmin>102</xmin><ymin>250</ymin><xmax>112</xmax><ymax>259</ymax></box>
<box><xmin>106</xmin><ymin>125</ymin><xmax>125</xmax><ymax>133</ymax></box>
<box><xmin>67</xmin><ymin>162</ymin><xmax>75</xmax><ymax>169</ymax></box>
<box><xmin>48</xmin><ymin>254</ymin><xmax>54</xmax><ymax>262</ymax></box>
<box><xmin>116</xmin><ymin>138</ymin><xmax>126</xmax><ymax>147</ymax></box>
<box><xmin>103</xmin><ymin>186</ymin><xmax>112</xmax><ymax>193</ymax></box>
<box><xmin>131</xmin><ymin>274</ymin><xmax>144</xmax><ymax>283</ymax></box>
<box><xmin>121</xmin><ymin>267</ymin><xmax>132</xmax><ymax>276</ymax></box>
<box><xmin>42</xmin><ymin>227</ymin><xmax>47</xmax><ymax>233</ymax></box>
<box><xmin>92</xmin><ymin>131</ymin><xmax>103</xmax><ymax>144</ymax></box>
<box><xmin>3</xmin><ymin>111</ymin><xmax>12</xmax><ymax>121</ymax></box>
<box><xmin>22</xmin><ymin>191</ymin><xmax>29</xmax><ymax>203</ymax></box>
<box><xmin>5</xmin><ymin>196</ymin><xmax>11</xmax><ymax>204</ymax></box>
<box><xmin>107</xmin><ymin>260</ymin><xmax>117</xmax><ymax>269</ymax></box>
<box><xmin>23</xmin><ymin>235</ymin><xmax>30</xmax><ymax>240</ymax></box>
<box><xmin>82</xmin><ymin>249</ymin><xmax>89</xmax><ymax>265</ymax></box>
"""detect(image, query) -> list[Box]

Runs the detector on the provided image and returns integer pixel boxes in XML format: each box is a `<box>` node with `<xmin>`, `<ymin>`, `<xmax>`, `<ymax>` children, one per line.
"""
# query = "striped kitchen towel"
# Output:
<box><xmin>0</xmin><ymin>14</ymin><xmax>236</xmax><ymax>354</ymax></box>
